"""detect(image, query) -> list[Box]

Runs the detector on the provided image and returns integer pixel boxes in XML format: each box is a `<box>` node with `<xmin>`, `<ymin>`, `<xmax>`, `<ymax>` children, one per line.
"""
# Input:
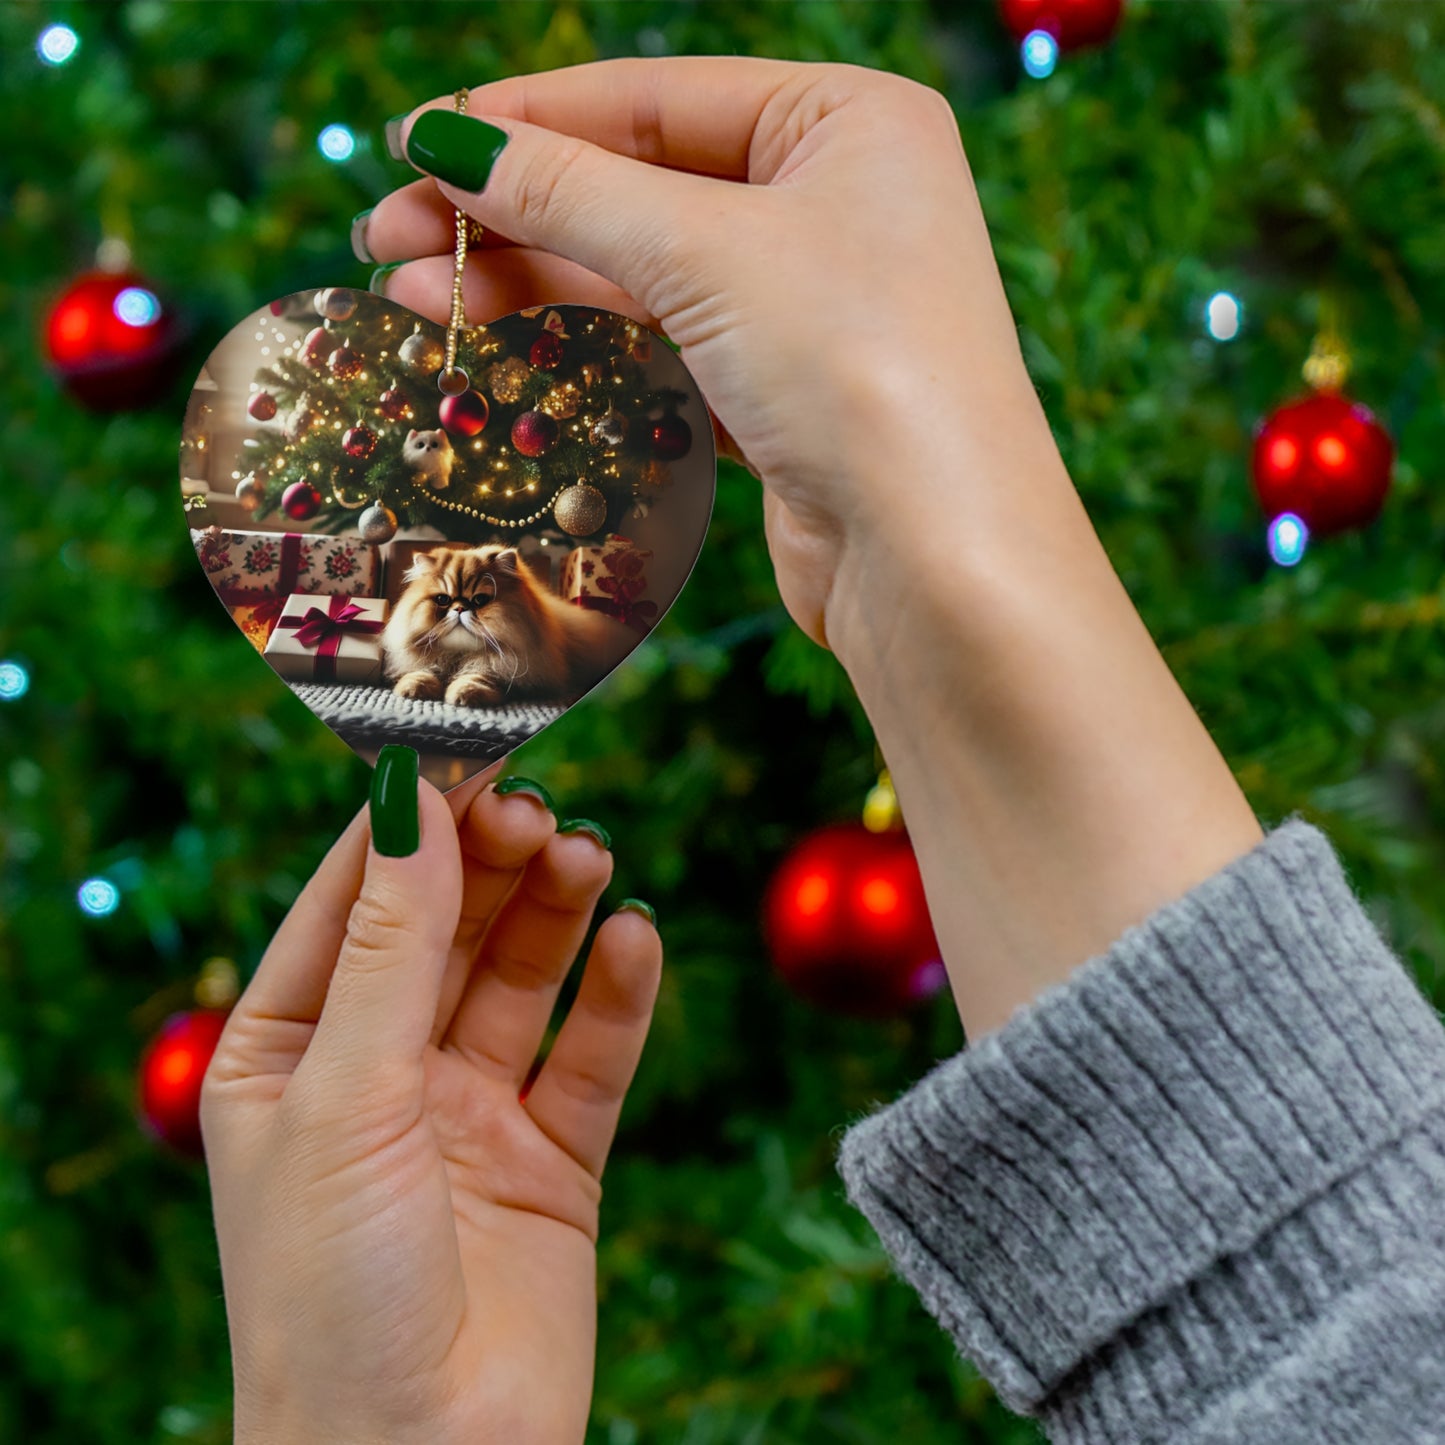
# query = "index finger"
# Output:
<box><xmin>397</xmin><ymin>55</ymin><xmax>815</xmax><ymax>183</ymax></box>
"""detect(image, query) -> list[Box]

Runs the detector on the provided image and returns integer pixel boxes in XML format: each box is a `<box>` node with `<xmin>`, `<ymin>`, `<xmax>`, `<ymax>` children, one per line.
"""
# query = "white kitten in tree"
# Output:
<box><xmin>403</xmin><ymin>428</ymin><xmax>455</xmax><ymax>490</ymax></box>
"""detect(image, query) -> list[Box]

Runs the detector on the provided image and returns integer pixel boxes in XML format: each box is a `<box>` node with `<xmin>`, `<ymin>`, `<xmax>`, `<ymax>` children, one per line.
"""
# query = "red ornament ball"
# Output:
<box><xmin>281</xmin><ymin>480</ymin><xmax>323</xmax><ymax>521</ymax></box>
<box><xmin>1251</xmin><ymin>392</ymin><xmax>1393</xmax><ymax>537</ymax></box>
<box><xmin>329</xmin><ymin>345</ymin><xmax>363</xmax><ymax>380</ymax></box>
<box><xmin>439</xmin><ymin>388</ymin><xmax>490</xmax><ymax>437</ymax></box>
<box><xmin>44</xmin><ymin>270</ymin><xmax>182</xmax><ymax>411</ymax></box>
<box><xmin>378</xmin><ymin>385</ymin><xmax>410</xmax><ymax>421</ymax></box>
<box><xmin>650</xmin><ymin>413</ymin><xmax>693</xmax><ymax>461</ymax></box>
<box><xmin>342</xmin><ymin>424</ymin><xmax>377</xmax><ymax>459</ymax></box>
<box><xmin>763</xmin><ymin>822</ymin><xmax>945</xmax><ymax>1017</ymax></box>
<box><xmin>998</xmin><ymin>0</ymin><xmax>1124</xmax><ymax>49</ymax></box>
<box><xmin>511</xmin><ymin>409</ymin><xmax>560</xmax><ymax>457</ymax></box>
<box><xmin>137</xmin><ymin>1008</ymin><xmax>230</xmax><ymax>1156</ymax></box>
<box><xmin>301</xmin><ymin>326</ymin><xmax>331</xmax><ymax>368</ymax></box>
<box><xmin>529</xmin><ymin>332</ymin><xmax>565</xmax><ymax>370</ymax></box>
<box><xmin>247</xmin><ymin>390</ymin><xmax>278</xmax><ymax>421</ymax></box>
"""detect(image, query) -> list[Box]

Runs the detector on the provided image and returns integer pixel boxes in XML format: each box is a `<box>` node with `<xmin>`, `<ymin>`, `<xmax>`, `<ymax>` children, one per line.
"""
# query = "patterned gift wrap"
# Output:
<box><xmin>558</xmin><ymin>533</ymin><xmax>657</xmax><ymax>632</ymax></box>
<box><xmin>261</xmin><ymin>593</ymin><xmax>388</xmax><ymax>684</ymax></box>
<box><xmin>193</xmin><ymin>527</ymin><xmax>380</xmax><ymax>647</ymax></box>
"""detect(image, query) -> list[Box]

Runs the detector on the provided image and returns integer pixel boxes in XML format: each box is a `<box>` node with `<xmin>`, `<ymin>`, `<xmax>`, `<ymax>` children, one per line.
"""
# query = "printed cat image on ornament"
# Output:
<box><xmin>179</xmin><ymin>290</ymin><xmax>715</xmax><ymax>789</ymax></box>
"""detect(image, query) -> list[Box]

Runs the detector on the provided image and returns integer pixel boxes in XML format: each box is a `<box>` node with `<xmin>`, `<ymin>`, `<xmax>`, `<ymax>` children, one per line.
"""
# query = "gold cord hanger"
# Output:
<box><xmin>437</xmin><ymin>88</ymin><xmax>476</xmax><ymax>399</ymax></box>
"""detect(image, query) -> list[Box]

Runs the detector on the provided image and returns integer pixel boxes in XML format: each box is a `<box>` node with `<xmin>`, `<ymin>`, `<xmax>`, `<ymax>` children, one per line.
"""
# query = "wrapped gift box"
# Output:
<box><xmin>193</xmin><ymin>527</ymin><xmax>380</xmax><ymax>604</ymax></box>
<box><xmin>559</xmin><ymin>533</ymin><xmax>657</xmax><ymax>631</ymax></box>
<box><xmin>262</xmin><ymin>593</ymin><xmax>388</xmax><ymax>684</ymax></box>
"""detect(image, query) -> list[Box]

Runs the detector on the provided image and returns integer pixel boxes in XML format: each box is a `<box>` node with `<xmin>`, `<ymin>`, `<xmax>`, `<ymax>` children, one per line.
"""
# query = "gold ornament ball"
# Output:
<box><xmin>321</xmin><ymin>287</ymin><xmax>359</xmax><ymax>322</ymax></box>
<box><xmin>553</xmin><ymin>482</ymin><xmax>608</xmax><ymax>536</ymax></box>
<box><xmin>487</xmin><ymin>356</ymin><xmax>532</xmax><ymax>404</ymax></box>
<box><xmin>358</xmin><ymin>503</ymin><xmax>399</xmax><ymax>544</ymax></box>
<box><xmin>399</xmin><ymin>329</ymin><xmax>446</xmax><ymax>376</ymax></box>
<box><xmin>540</xmin><ymin>382</ymin><xmax>581</xmax><ymax>419</ymax></box>
<box><xmin>235</xmin><ymin>476</ymin><xmax>267</xmax><ymax>513</ymax></box>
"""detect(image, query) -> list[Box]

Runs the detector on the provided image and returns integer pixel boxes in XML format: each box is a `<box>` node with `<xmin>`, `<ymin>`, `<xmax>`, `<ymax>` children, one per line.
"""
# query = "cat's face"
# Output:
<box><xmin>391</xmin><ymin>546</ymin><xmax>521</xmax><ymax>654</ymax></box>
<box><xmin>404</xmin><ymin>428</ymin><xmax>452</xmax><ymax>457</ymax></box>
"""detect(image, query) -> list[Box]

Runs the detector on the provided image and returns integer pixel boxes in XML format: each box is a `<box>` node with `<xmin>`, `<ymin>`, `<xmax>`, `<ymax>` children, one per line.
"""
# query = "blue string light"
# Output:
<box><xmin>77</xmin><ymin>878</ymin><xmax>121</xmax><ymax>918</ymax></box>
<box><xmin>0</xmin><ymin>660</ymin><xmax>29</xmax><ymax>701</ymax></box>
<box><xmin>114</xmin><ymin>287</ymin><xmax>162</xmax><ymax>327</ymax></box>
<box><xmin>318</xmin><ymin>124</ymin><xmax>356</xmax><ymax>162</ymax></box>
<box><xmin>37</xmin><ymin>24</ymin><xmax>79</xmax><ymax>66</ymax></box>
<box><xmin>1267</xmin><ymin>512</ymin><xmax>1309</xmax><ymax>567</ymax></box>
<box><xmin>1205</xmin><ymin>291</ymin><xmax>1243</xmax><ymax>342</ymax></box>
<box><xmin>1021</xmin><ymin>30</ymin><xmax>1059</xmax><ymax>79</ymax></box>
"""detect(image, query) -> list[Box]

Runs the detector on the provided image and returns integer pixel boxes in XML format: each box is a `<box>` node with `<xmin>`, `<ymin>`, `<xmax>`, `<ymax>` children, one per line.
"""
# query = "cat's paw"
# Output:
<box><xmin>393</xmin><ymin>670</ymin><xmax>443</xmax><ymax>700</ymax></box>
<box><xmin>445</xmin><ymin>675</ymin><xmax>502</xmax><ymax>708</ymax></box>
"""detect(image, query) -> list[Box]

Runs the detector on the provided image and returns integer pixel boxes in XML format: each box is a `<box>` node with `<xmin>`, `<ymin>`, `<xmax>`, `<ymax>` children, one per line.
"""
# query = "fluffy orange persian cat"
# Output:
<box><xmin>382</xmin><ymin>545</ymin><xmax>638</xmax><ymax>707</ymax></box>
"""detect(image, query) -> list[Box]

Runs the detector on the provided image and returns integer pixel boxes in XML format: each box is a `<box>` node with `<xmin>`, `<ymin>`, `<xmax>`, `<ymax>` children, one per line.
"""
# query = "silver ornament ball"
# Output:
<box><xmin>357</xmin><ymin>503</ymin><xmax>400</xmax><ymax>544</ymax></box>
<box><xmin>235</xmin><ymin>476</ymin><xmax>267</xmax><ymax>513</ymax></box>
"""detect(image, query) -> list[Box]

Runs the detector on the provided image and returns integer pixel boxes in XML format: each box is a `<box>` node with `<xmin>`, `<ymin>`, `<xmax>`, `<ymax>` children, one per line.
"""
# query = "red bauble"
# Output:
<box><xmin>300</xmin><ymin>326</ymin><xmax>331</xmax><ymax>367</ymax></box>
<box><xmin>342</xmin><ymin>424</ymin><xmax>377</xmax><ymax>459</ymax></box>
<box><xmin>44</xmin><ymin>270</ymin><xmax>183</xmax><ymax>411</ymax></box>
<box><xmin>511</xmin><ymin>409</ymin><xmax>559</xmax><ymax>457</ymax></box>
<box><xmin>763</xmin><ymin>822</ymin><xmax>945</xmax><ymax>1017</ymax></box>
<box><xmin>998</xmin><ymin>0</ymin><xmax>1124</xmax><ymax>49</ymax></box>
<box><xmin>329</xmin><ymin>345</ymin><xmax>363</xmax><ymax>379</ymax></box>
<box><xmin>247</xmin><ymin>390</ymin><xmax>278</xmax><ymax>421</ymax></box>
<box><xmin>1251</xmin><ymin>392</ymin><xmax>1394</xmax><ymax>537</ymax></box>
<box><xmin>281</xmin><ymin>480</ymin><xmax>323</xmax><ymax>520</ymax></box>
<box><xmin>378</xmin><ymin>385</ymin><xmax>410</xmax><ymax>421</ymax></box>
<box><xmin>529</xmin><ymin>333</ymin><xmax>565</xmax><ymax>370</ymax></box>
<box><xmin>439</xmin><ymin>389</ymin><xmax>490</xmax><ymax>437</ymax></box>
<box><xmin>137</xmin><ymin>1009</ymin><xmax>230</xmax><ymax>1157</ymax></box>
<box><xmin>650</xmin><ymin>413</ymin><xmax>693</xmax><ymax>461</ymax></box>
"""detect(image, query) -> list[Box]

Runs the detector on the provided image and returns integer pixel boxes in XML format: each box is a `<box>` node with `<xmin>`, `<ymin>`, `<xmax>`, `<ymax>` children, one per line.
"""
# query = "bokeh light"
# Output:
<box><xmin>1021</xmin><ymin>30</ymin><xmax>1059</xmax><ymax>79</ymax></box>
<box><xmin>37</xmin><ymin>24</ymin><xmax>79</xmax><ymax>66</ymax></box>
<box><xmin>0</xmin><ymin>660</ymin><xmax>29</xmax><ymax>701</ymax></box>
<box><xmin>317</xmin><ymin>124</ymin><xmax>356</xmax><ymax>162</ymax></box>
<box><xmin>114</xmin><ymin>287</ymin><xmax>161</xmax><ymax>327</ymax></box>
<box><xmin>1267</xmin><ymin>512</ymin><xmax>1309</xmax><ymax>567</ymax></box>
<box><xmin>77</xmin><ymin>878</ymin><xmax>121</xmax><ymax>917</ymax></box>
<box><xmin>1205</xmin><ymin>291</ymin><xmax>1242</xmax><ymax>341</ymax></box>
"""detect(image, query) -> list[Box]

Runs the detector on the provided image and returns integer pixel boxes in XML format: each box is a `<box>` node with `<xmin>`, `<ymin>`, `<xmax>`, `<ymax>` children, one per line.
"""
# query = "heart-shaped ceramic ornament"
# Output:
<box><xmin>179</xmin><ymin>289</ymin><xmax>715</xmax><ymax>790</ymax></box>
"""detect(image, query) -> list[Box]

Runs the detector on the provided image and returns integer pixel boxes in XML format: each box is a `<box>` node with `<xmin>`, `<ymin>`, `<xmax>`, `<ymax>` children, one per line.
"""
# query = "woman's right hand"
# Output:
<box><xmin>360</xmin><ymin>57</ymin><xmax>1065</xmax><ymax>653</ymax></box>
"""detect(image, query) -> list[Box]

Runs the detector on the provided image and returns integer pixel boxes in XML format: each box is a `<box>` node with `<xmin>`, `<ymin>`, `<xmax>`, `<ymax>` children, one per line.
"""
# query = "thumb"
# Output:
<box><xmin>303</xmin><ymin>746</ymin><xmax>463</xmax><ymax>1088</ymax></box>
<box><xmin>394</xmin><ymin>105</ymin><xmax>737</xmax><ymax>320</ymax></box>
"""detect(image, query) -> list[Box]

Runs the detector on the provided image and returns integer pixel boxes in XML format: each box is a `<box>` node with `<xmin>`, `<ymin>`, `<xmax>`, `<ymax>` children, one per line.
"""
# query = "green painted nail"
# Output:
<box><xmin>370</xmin><ymin>745</ymin><xmax>419</xmax><ymax>857</ymax></box>
<box><xmin>384</xmin><ymin>113</ymin><xmax>409</xmax><ymax>162</ymax></box>
<box><xmin>369</xmin><ymin>261</ymin><xmax>403</xmax><ymax>297</ymax></box>
<box><xmin>494</xmin><ymin>775</ymin><xmax>555</xmax><ymax>812</ymax></box>
<box><xmin>558</xmin><ymin>818</ymin><xmax>612</xmax><ymax>850</ymax></box>
<box><xmin>617</xmin><ymin>898</ymin><xmax>656</xmax><ymax>926</ymax></box>
<box><xmin>404</xmin><ymin>110</ymin><xmax>509</xmax><ymax>192</ymax></box>
<box><xmin>350</xmin><ymin>208</ymin><xmax>375</xmax><ymax>265</ymax></box>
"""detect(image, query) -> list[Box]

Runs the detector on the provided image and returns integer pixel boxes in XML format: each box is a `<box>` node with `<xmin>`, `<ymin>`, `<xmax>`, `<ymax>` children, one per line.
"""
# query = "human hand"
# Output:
<box><xmin>201</xmin><ymin>751</ymin><xmax>662</xmax><ymax>1445</ymax></box>
<box><xmin>359</xmin><ymin>57</ymin><xmax>1062</xmax><ymax>652</ymax></box>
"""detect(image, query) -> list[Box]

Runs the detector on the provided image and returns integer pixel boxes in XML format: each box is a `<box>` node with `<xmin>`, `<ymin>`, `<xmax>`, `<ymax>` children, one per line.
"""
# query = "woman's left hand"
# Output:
<box><xmin>201</xmin><ymin>759</ymin><xmax>661</xmax><ymax>1445</ymax></box>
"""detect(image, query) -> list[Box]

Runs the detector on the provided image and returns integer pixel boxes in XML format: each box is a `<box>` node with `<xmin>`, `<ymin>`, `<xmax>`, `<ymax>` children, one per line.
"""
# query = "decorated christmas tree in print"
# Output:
<box><xmin>235</xmin><ymin>291</ymin><xmax>695</xmax><ymax>544</ymax></box>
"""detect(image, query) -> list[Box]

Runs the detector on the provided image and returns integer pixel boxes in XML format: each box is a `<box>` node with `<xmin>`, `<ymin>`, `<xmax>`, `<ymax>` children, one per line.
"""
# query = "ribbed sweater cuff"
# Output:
<box><xmin>836</xmin><ymin>819</ymin><xmax>1445</xmax><ymax>1430</ymax></box>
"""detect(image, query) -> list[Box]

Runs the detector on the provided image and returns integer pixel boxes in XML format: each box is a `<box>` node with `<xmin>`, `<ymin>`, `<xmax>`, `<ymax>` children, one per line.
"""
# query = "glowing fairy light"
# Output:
<box><xmin>77</xmin><ymin>877</ymin><xmax>121</xmax><ymax>917</ymax></box>
<box><xmin>114</xmin><ymin>287</ymin><xmax>161</xmax><ymax>327</ymax></box>
<box><xmin>1267</xmin><ymin>512</ymin><xmax>1308</xmax><ymax>567</ymax></box>
<box><xmin>37</xmin><ymin>24</ymin><xmax>79</xmax><ymax>65</ymax></box>
<box><xmin>1205</xmin><ymin>291</ymin><xmax>1242</xmax><ymax>342</ymax></box>
<box><xmin>1021</xmin><ymin>30</ymin><xmax>1058</xmax><ymax>79</ymax></box>
<box><xmin>318</xmin><ymin>124</ymin><xmax>356</xmax><ymax>162</ymax></box>
<box><xmin>0</xmin><ymin>660</ymin><xmax>30</xmax><ymax>700</ymax></box>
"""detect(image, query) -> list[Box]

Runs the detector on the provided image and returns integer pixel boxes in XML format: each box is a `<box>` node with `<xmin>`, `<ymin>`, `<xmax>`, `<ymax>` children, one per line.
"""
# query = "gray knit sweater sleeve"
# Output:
<box><xmin>836</xmin><ymin>820</ymin><xmax>1445</xmax><ymax>1443</ymax></box>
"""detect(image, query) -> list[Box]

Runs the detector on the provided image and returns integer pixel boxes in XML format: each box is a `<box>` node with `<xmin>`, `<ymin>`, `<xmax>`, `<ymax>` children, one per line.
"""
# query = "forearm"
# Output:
<box><xmin>825</xmin><ymin>390</ymin><xmax>1261</xmax><ymax>1039</ymax></box>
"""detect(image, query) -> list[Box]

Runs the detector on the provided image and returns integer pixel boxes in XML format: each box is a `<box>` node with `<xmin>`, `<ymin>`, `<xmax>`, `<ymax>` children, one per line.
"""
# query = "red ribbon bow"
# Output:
<box><xmin>277</xmin><ymin>596</ymin><xmax>384</xmax><ymax>681</ymax></box>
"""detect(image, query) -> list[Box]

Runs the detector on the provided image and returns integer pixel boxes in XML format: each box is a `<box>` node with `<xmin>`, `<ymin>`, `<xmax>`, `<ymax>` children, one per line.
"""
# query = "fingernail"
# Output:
<box><xmin>617</xmin><ymin>898</ymin><xmax>656</xmax><ymax>926</ymax></box>
<box><xmin>350</xmin><ymin>208</ymin><xmax>375</xmax><ymax>264</ymax></box>
<box><xmin>493</xmin><ymin>775</ymin><xmax>555</xmax><ymax>812</ymax></box>
<box><xmin>369</xmin><ymin>262</ymin><xmax>403</xmax><ymax>298</ymax></box>
<box><xmin>404</xmin><ymin>110</ymin><xmax>510</xmax><ymax>192</ymax></box>
<box><xmin>370</xmin><ymin>745</ymin><xmax>420</xmax><ymax>857</ymax></box>
<box><xmin>384</xmin><ymin>113</ymin><xmax>409</xmax><ymax>162</ymax></box>
<box><xmin>558</xmin><ymin>818</ymin><xmax>611</xmax><ymax>850</ymax></box>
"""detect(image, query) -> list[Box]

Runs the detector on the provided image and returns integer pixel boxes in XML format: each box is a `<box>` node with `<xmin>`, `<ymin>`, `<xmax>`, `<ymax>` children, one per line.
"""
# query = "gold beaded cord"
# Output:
<box><xmin>440</xmin><ymin>88</ymin><xmax>474</xmax><ymax>393</ymax></box>
<box><xmin>410</xmin><ymin>477</ymin><xmax>567</xmax><ymax>529</ymax></box>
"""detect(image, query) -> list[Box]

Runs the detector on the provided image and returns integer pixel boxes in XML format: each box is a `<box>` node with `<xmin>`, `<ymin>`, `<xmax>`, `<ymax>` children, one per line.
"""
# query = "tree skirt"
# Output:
<box><xmin>289</xmin><ymin>682</ymin><xmax>565</xmax><ymax>760</ymax></box>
